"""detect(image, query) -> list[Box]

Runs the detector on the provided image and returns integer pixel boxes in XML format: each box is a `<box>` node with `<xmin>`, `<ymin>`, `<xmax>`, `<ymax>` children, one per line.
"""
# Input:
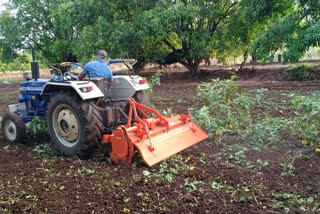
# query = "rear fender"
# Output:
<box><xmin>41</xmin><ymin>81</ymin><xmax>104</xmax><ymax>100</ymax></box>
<box><xmin>107</xmin><ymin>75</ymin><xmax>150</xmax><ymax>100</ymax></box>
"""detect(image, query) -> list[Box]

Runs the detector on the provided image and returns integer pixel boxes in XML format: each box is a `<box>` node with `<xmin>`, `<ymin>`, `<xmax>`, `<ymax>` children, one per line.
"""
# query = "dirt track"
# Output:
<box><xmin>1</xmin><ymin>64</ymin><xmax>320</xmax><ymax>213</ymax></box>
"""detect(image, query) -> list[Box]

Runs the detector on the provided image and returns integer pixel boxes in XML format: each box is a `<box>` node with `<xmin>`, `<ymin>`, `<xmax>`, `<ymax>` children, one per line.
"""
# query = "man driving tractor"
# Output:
<box><xmin>79</xmin><ymin>50</ymin><xmax>114</xmax><ymax>81</ymax></box>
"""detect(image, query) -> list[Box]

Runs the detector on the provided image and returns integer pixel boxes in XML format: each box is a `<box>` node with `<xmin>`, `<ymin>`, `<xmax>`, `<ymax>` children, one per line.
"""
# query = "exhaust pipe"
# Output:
<box><xmin>31</xmin><ymin>47</ymin><xmax>39</xmax><ymax>81</ymax></box>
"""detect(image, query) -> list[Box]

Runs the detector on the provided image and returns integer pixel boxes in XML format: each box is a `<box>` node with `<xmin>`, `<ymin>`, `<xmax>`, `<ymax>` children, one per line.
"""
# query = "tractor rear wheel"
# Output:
<box><xmin>133</xmin><ymin>90</ymin><xmax>152</xmax><ymax>107</ymax></box>
<box><xmin>124</xmin><ymin>90</ymin><xmax>152</xmax><ymax>120</ymax></box>
<box><xmin>1</xmin><ymin>112</ymin><xmax>26</xmax><ymax>144</ymax></box>
<box><xmin>47</xmin><ymin>92</ymin><xmax>103</xmax><ymax>158</ymax></box>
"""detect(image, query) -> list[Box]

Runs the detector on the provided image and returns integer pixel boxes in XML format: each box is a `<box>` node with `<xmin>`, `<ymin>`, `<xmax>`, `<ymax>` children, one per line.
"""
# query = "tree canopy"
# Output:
<box><xmin>0</xmin><ymin>0</ymin><xmax>318</xmax><ymax>74</ymax></box>
<box><xmin>251</xmin><ymin>0</ymin><xmax>320</xmax><ymax>63</ymax></box>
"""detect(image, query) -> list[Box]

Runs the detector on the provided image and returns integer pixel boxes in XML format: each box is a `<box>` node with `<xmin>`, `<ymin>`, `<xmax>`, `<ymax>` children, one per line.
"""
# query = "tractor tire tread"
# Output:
<box><xmin>47</xmin><ymin>91</ymin><xmax>103</xmax><ymax>158</ymax></box>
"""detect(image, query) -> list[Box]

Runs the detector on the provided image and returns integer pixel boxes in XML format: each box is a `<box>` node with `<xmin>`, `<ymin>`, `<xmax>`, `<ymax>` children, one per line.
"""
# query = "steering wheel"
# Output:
<box><xmin>63</xmin><ymin>71</ymin><xmax>79</xmax><ymax>80</ymax></box>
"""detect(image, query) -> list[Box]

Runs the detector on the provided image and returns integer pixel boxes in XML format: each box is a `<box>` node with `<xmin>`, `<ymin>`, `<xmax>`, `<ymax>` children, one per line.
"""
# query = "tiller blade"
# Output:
<box><xmin>103</xmin><ymin>98</ymin><xmax>208</xmax><ymax>167</ymax></box>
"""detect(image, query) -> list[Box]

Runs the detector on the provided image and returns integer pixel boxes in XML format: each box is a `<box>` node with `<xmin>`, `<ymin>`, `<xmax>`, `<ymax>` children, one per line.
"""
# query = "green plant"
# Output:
<box><xmin>211</xmin><ymin>179</ymin><xmax>224</xmax><ymax>190</ymax></box>
<box><xmin>288</xmin><ymin>93</ymin><xmax>320</xmax><ymax>146</ymax></box>
<box><xmin>271</xmin><ymin>193</ymin><xmax>316</xmax><ymax>213</ymax></box>
<box><xmin>280</xmin><ymin>163</ymin><xmax>295</xmax><ymax>176</ymax></box>
<box><xmin>256</xmin><ymin>159</ymin><xmax>269</xmax><ymax>169</ymax></box>
<box><xmin>243</xmin><ymin>116</ymin><xmax>292</xmax><ymax>148</ymax></box>
<box><xmin>286</xmin><ymin>64</ymin><xmax>314</xmax><ymax>81</ymax></box>
<box><xmin>146</xmin><ymin>70</ymin><xmax>163</xmax><ymax>95</ymax></box>
<box><xmin>192</xmin><ymin>77</ymin><xmax>269</xmax><ymax>138</ymax></box>
<box><xmin>184</xmin><ymin>179</ymin><xmax>199</xmax><ymax>192</ymax></box>
<box><xmin>26</xmin><ymin>117</ymin><xmax>49</xmax><ymax>142</ymax></box>
<box><xmin>3</xmin><ymin>145</ymin><xmax>10</xmax><ymax>152</ymax></box>
<box><xmin>76</xmin><ymin>167</ymin><xmax>95</xmax><ymax>176</ymax></box>
<box><xmin>161</xmin><ymin>105</ymin><xmax>173</xmax><ymax>117</ymax></box>
<box><xmin>157</xmin><ymin>161</ymin><xmax>181</xmax><ymax>184</ymax></box>
<box><xmin>191</xmin><ymin>76</ymin><xmax>238</xmax><ymax>136</ymax></box>
<box><xmin>32</xmin><ymin>144</ymin><xmax>56</xmax><ymax>158</ymax></box>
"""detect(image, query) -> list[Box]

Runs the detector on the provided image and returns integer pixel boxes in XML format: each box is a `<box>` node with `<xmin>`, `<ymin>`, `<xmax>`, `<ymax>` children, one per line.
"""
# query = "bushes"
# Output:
<box><xmin>191</xmin><ymin>76</ymin><xmax>270</xmax><ymax>139</ymax></box>
<box><xmin>286</xmin><ymin>64</ymin><xmax>316</xmax><ymax>81</ymax></box>
<box><xmin>191</xmin><ymin>77</ymin><xmax>320</xmax><ymax>149</ymax></box>
<box><xmin>146</xmin><ymin>70</ymin><xmax>163</xmax><ymax>95</ymax></box>
<box><xmin>26</xmin><ymin>117</ymin><xmax>50</xmax><ymax>143</ymax></box>
<box><xmin>288</xmin><ymin>93</ymin><xmax>320</xmax><ymax>147</ymax></box>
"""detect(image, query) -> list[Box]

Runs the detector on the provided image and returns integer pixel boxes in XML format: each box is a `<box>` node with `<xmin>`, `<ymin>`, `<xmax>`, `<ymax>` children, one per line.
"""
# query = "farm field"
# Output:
<box><xmin>1</xmin><ymin>64</ymin><xmax>320</xmax><ymax>213</ymax></box>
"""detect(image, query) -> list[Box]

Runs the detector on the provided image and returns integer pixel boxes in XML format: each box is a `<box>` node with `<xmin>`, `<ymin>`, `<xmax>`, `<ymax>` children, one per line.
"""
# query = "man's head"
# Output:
<box><xmin>97</xmin><ymin>50</ymin><xmax>107</xmax><ymax>61</ymax></box>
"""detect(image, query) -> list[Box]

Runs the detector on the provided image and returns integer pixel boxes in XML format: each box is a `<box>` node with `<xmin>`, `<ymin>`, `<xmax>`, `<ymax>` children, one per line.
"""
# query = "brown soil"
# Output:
<box><xmin>1</xmin><ymin>64</ymin><xmax>320</xmax><ymax>213</ymax></box>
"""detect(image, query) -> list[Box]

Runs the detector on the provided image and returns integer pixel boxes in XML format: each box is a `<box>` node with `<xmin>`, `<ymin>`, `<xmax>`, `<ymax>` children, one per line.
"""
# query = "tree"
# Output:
<box><xmin>251</xmin><ymin>0</ymin><xmax>320</xmax><ymax>63</ymax></box>
<box><xmin>132</xmin><ymin>0</ymin><xmax>240</xmax><ymax>76</ymax></box>
<box><xmin>217</xmin><ymin>0</ymin><xmax>293</xmax><ymax>69</ymax></box>
<box><xmin>0</xmin><ymin>0</ymin><xmax>78</xmax><ymax>62</ymax></box>
<box><xmin>12</xmin><ymin>52</ymin><xmax>32</xmax><ymax>72</ymax></box>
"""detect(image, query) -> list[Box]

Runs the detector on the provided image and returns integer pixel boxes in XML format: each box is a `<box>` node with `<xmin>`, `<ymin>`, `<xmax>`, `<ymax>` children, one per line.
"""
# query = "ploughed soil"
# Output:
<box><xmin>1</xmin><ymin>63</ymin><xmax>320</xmax><ymax>213</ymax></box>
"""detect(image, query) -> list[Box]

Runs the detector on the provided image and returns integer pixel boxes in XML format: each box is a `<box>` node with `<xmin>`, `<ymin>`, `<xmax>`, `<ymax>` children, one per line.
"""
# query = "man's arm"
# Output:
<box><xmin>79</xmin><ymin>63</ymin><xmax>90</xmax><ymax>80</ymax></box>
<box><xmin>78</xmin><ymin>72</ymin><xmax>86</xmax><ymax>80</ymax></box>
<box><xmin>105</xmin><ymin>65</ymin><xmax>114</xmax><ymax>82</ymax></box>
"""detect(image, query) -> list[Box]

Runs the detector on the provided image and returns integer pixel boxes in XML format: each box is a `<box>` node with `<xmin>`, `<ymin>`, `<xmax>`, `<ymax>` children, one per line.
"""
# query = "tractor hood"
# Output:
<box><xmin>20</xmin><ymin>79</ymin><xmax>49</xmax><ymax>96</ymax></box>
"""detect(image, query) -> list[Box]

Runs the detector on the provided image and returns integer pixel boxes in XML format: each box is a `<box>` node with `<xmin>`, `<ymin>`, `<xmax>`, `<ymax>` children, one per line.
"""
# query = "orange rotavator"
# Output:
<box><xmin>104</xmin><ymin>98</ymin><xmax>208</xmax><ymax>167</ymax></box>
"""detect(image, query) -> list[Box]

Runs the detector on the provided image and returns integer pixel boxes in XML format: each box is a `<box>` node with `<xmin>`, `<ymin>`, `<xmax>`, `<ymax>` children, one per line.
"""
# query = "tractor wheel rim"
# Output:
<box><xmin>4</xmin><ymin>120</ymin><xmax>17</xmax><ymax>141</ymax></box>
<box><xmin>53</xmin><ymin>104</ymin><xmax>80</xmax><ymax>147</ymax></box>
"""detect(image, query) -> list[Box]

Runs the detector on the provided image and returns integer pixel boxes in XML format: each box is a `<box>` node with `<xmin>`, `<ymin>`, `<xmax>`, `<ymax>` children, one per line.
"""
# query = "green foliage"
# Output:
<box><xmin>0</xmin><ymin>0</ymin><xmax>316</xmax><ymax>73</ymax></box>
<box><xmin>286</xmin><ymin>64</ymin><xmax>315</xmax><ymax>81</ymax></box>
<box><xmin>193</xmin><ymin>77</ymin><xmax>320</xmax><ymax>151</ymax></box>
<box><xmin>26</xmin><ymin>117</ymin><xmax>49</xmax><ymax>142</ymax></box>
<box><xmin>216</xmin><ymin>0</ymin><xmax>291</xmax><ymax>66</ymax></box>
<box><xmin>251</xmin><ymin>0</ymin><xmax>320</xmax><ymax>63</ymax></box>
<box><xmin>76</xmin><ymin>167</ymin><xmax>95</xmax><ymax>176</ymax></box>
<box><xmin>146</xmin><ymin>70</ymin><xmax>162</xmax><ymax>95</ymax></box>
<box><xmin>0</xmin><ymin>0</ymin><xmax>246</xmax><ymax>74</ymax></box>
<box><xmin>280</xmin><ymin>163</ymin><xmax>295</xmax><ymax>176</ymax></box>
<box><xmin>158</xmin><ymin>162</ymin><xmax>180</xmax><ymax>184</ymax></box>
<box><xmin>192</xmin><ymin>76</ymin><xmax>273</xmax><ymax>139</ymax></box>
<box><xmin>191</xmin><ymin>76</ymin><xmax>238</xmax><ymax>136</ymax></box>
<box><xmin>271</xmin><ymin>193</ymin><xmax>316</xmax><ymax>213</ymax></box>
<box><xmin>288</xmin><ymin>93</ymin><xmax>320</xmax><ymax>146</ymax></box>
<box><xmin>3</xmin><ymin>52</ymin><xmax>33</xmax><ymax>72</ymax></box>
<box><xmin>192</xmin><ymin>77</ymin><xmax>297</xmax><ymax>149</ymax></box>
<box><xmin>135</xmin><ymin>0</ymin><xmax>241</xmax><ymax>75</ymax></box>
<box><xmin>244</xmin><ymin>116</ymin><xmax>291</xmax><ymax>146</ymax></box>
<box><xmin>184</xmin><ymin>179</ymin><xmax>199</xmax><ymax>192</ymax></box>
<box><xmin>0</xmin><ymin>0</ymin><xmax>79</xmax><ymax>62</ymax></box>
<box><xmin>161</xmin><ymin>105</ymin><xmax>173</xmax><ymax>117</ymax></box>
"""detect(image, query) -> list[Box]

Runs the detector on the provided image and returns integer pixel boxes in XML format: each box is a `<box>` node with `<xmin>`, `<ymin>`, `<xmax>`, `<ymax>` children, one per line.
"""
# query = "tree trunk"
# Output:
<box><xmin>190</xmin><ymin>65</ymin><xmax>200</xmax><ymax>77</ymax></box>
<box><xmin>181</xmin><ymin>61</ymin><xmax>200</xmax><ymax>77</ymax></box>
<box><xmin>205</xmin><ymin>58</ymin><xmax>211</xmax><ymax>66</ymax></box>
<box><xmin>239</xmin><ymin>48</ymin><xmax>249</xmax><ymax>71</ymax></box>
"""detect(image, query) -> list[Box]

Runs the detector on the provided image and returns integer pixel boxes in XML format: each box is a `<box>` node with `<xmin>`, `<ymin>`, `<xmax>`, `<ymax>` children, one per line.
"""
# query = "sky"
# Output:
<box><xmin>0</xmin><ymin>0</ymin><xmax>8</xmax><ymax>13</ymax></box>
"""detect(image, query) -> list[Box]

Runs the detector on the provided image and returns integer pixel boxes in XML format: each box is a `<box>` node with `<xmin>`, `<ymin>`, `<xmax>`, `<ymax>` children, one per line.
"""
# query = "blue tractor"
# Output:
<box><xmin>1</xmin><ymin>55</ymin><xmax>150</xmax><ymax>158</ymax></box>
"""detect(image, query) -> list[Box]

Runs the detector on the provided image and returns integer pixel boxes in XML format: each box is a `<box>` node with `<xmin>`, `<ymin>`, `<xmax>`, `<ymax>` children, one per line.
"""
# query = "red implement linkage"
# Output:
<box><xmin>103</xmin><ymin>98</ymin><xmax>208</xmax><ymax>167</ymax></box>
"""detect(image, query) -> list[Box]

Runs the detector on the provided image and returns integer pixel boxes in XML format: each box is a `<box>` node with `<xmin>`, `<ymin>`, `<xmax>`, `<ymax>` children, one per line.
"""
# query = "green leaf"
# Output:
<box><xmin>142</xmin><ymin>170</ymin><xmax>150</xmax><ymax>176</ymax></box>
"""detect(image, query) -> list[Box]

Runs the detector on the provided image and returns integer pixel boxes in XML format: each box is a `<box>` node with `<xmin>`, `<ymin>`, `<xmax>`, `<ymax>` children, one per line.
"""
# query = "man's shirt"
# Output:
<box><xmin>81</xmin><ymin>60</ymin><xmax>113</xmax><ymax>81</ymax></box>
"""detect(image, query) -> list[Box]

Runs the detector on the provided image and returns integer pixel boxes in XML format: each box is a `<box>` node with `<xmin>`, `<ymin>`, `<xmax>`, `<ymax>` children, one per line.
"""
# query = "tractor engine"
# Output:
<box><xmin>9</xmin><ymin>79</ymin><xmax>49</xmax><ymax>123</ymax></box>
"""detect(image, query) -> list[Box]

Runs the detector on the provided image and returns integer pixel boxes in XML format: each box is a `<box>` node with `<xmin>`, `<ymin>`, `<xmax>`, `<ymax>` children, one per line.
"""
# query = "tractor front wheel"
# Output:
<box><xmin>47</xmin><ymin>92</ymin><xmax>103</xmax><ymax>158</ymax></box>
<box><xmin>1</xmin><ymin>112</ymin><xmax>26</xmax><ymax>143</ymax></box>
